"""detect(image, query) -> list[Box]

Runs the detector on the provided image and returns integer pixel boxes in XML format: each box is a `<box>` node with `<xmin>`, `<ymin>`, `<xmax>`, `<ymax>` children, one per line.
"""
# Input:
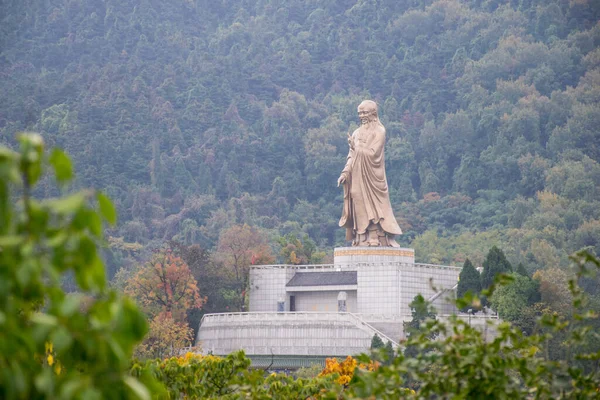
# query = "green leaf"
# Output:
<box><xmin>34</xmin><ymin>368</ymin><xmax>54</xmax><ymax>394</ymax></box>
<box><xmin>87</xmin><ymin>211</ymin><xmax>103</xmax><ymax>237</ymax></box>
<box><xmin>49</xmin><ymin>148</ymin><xmax>73</xmax><ymax>183</ymax></box>
<box><xmin>46</xmin><ymin>192</ymin><xmax>86</xmax><ymax>215</ymax></box>
<box><xmin>18</xmin><ymin>133</ymin><xmax>44</xmax><ymax>185</ymax></box>
<box><xmin>124</xmin><ymin>376</ymin><xmax>151</xmax><ymax>400</ymax></box>
<box><xmin>97</xmin><ymin>191</ymin><xmax>117</xmax><ymax>225</ymax></box>
<box><xmin>0</xmin><ymin>235</ymin><xmax>23</xmax><ymax>247</ymax></box>
<box><xmin>16</xmin><ymin>263</ymin><xmax>33</xmax><ymax>287</ymax></box>
<box><xmin>0</xmin><ymin>146</ymin><xmax>16</xmax><ymax>162</ymax></box>
<box><xmin>50</xmin><ymin>326</ymin><xmax>73</xmax><ymax>353</ymax></box>
<box><xmin>30</xmin><ymin>313</ymin><xmax>58</xmax><ymax>327</ymax></box>
<box><xmin>80</xmin><ymin>387</ymin><xmax>102</xmax><ymax>400</ymax></box>
<box><xmin>88</xmin><ymin>255</ymin><xmax>107</xmax><ymax>290</ymax></box>
<box><xmin>46</xmin><ymin>231</ymin><xmax>68</xmax><ymax>248</ymax></box>
<box><xmin>59</xmin><ymin>294</ymin><xmax>82</xmax><ymax>317</ymax></box>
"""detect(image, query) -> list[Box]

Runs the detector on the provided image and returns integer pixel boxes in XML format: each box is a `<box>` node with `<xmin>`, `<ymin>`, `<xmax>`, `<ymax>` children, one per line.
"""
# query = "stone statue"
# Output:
<box><xmin>337</xmin><ymin>100</ymin><xmax>402</xmax><ymax>247</ymax></box>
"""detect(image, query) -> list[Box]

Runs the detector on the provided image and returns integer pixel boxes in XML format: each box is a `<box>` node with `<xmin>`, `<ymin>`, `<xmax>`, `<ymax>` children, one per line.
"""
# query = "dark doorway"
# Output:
<box><xmin>289</xmin><ymin>295</ymin><xmax>296</xmax><ymax>312</ymax></box>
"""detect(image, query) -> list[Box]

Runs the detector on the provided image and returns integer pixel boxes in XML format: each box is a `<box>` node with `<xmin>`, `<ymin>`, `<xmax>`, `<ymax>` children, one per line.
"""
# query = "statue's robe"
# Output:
<box><xmin>339</xmin><ymin>124</ymin><xmax>402</xmax><ymax>241</ymax></box>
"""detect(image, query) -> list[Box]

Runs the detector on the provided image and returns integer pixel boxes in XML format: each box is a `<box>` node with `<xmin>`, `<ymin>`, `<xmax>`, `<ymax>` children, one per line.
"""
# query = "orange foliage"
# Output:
<box><xmin>135</xmin><ymin>312</ymin><xmax>195</xmax><ymax>360</ymax></box>
<box><xmin>318</xmin><ymin>356</ymin><xmax>378</xmax><ymax>386</ymax></box>
<box><xmin>126</xmin><ymin>250</ymin><xmax>205</xmax><ymax>321</ymax></box>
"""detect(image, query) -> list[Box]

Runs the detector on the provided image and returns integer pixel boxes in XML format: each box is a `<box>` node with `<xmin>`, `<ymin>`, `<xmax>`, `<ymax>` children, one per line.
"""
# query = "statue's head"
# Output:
<box><xmin>357</xmin><ymin>100</ymin><xmax>378</xmax><ymax>125</ymax></box>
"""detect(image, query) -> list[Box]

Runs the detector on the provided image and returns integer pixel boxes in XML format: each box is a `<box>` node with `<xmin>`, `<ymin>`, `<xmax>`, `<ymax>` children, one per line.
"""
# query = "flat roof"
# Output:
<box><xmin>286</xmin><ymin>271</ymin><xmax>357</xmax><ymax>287</ymax></box>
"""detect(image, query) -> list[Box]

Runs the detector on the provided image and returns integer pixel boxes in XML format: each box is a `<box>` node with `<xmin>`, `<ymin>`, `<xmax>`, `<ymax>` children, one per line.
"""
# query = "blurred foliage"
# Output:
<box><xmin>0</xmin><ymin>134</ymin><xmax>153</xmax><ymax>399</ymax></box>
<box><xmin>294</xmin><ymin>363</ymin><xmax>324</xmax><ymax>380</ymax></box>
<box><xmin>318</xmin><ymin>355</ymin><xmax>379</xmax><ymax>386</ymax></box>
<box><xmin>132</xmin><ymin>351</ymin><xmax>343</xmax><ymax>399</ymax></box>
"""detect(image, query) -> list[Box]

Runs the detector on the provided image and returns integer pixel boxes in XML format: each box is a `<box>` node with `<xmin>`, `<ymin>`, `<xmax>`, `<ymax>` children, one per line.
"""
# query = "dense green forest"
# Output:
<box><xmin>2</xmin><ymin>0</ymin><xmax>599</xmax><ymax>293</ymax></box>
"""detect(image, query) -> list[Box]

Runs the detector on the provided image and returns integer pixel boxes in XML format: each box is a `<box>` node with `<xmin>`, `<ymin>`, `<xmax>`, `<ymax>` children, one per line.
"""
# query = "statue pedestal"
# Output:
<box><xmin>333</xmin><ymin>247</ymin><xmax>414</xmax><ymax>267</ymax></box>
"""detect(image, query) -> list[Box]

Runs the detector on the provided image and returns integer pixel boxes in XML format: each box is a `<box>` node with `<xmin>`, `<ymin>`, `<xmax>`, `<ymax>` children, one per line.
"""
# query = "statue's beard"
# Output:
<box><xmin>361</xmin><ymin>115</ymin><xmax>378</xmax><ymax>125</ymax></box>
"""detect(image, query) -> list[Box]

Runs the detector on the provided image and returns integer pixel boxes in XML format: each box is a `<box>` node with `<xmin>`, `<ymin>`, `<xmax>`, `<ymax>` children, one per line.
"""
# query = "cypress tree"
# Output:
<box><xmin>371</xmin><ymin>334</ymin><xmax>384</xmax><ymax>349</ymax></box>
<box><xmin>403</xmin><ymin>295</ymin><xmax>438</xmax><ymax>358</ymax></box>
<box><xmin>403</xmin><ymin>294</ymin><xmax>437</xmax><ymax>339</ymax></box>
<box><xmin>481</xmin><ymin>246</ymin><xmax>513</xmax><ymax>289</ymax></box>
<box><xmin>516</xmin><ymin>263</ymin><xmax>529</xmax><ymax>277</ymax></box>
<box><xmin>457</xmin><ymin>258</ymin><xmax>482</xmax><ymax>311</ymax></box>
<box><xmin>384</xmin><ymin>341</ymin><xmax>395</xmax><ymax>365</ymax></box>
<box><xmin>514</xmin><ymin>263</ymin><xmax>541</xmax><ymax>304</ymax></box>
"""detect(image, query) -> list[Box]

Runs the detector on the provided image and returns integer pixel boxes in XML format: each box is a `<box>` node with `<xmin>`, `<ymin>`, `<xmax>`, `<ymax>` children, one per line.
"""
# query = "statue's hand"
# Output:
<box><xmin>347</xmin><ymin>132</ymin><xmax>355</xmax><ymax>150</ymax></box>
<box><xmin>337</xmin><ymin>174</ymin><xmax>346</xmax><ymax>187</ymax></box>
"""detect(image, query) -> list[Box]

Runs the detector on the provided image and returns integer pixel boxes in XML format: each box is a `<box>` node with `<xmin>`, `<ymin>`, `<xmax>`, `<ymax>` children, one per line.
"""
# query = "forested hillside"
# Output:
<box><xmin>2</xmin><ymin>0</ymin><xmax>599</xmax><ymax>279</ymax></box>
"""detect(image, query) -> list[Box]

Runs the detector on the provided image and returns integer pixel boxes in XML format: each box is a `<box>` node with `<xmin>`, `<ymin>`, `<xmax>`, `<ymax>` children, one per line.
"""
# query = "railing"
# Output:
<box><xmin>451</xmin><ymin>312</ymin><xmax>499</xmax><ymax>319</ymax></box>
<box><xmin>250</xmin><ymin>262</ymin><xmax>461</xmax><ymax>271</ymax></box>
<box><xmin>413</xmin><ymin>262</ymin><xmax>462</xmax><ymax>271</ymax></box>
<box><xmin>427</xmin><ymin>283</ymin><xmax>458</xmax><ymax>303</ymax></box>
<box><xmin>250</xmin><ymin>264</ymin><xmax>336</xmax><ymax>270</ymax></box>
<box><xmin>348</xmin><ymin>313</ymin><xmax>399</xmax><ymax>346</ymax></box>
<box><xmin>200</xmin><ymin>311</ymin><xmax>497</xmax><ymax>325</ymax></box>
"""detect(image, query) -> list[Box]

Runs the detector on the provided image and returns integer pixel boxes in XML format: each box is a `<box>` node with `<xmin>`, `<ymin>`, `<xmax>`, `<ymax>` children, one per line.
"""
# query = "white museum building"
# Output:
<box><xmin>195</xmin><ymin>247</ymin><xmax>496</xmax><ymax>362</ymax></box>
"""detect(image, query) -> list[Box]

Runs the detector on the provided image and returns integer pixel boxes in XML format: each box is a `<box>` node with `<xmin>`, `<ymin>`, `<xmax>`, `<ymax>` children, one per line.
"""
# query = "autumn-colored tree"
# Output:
<box><xmin>216</xmin><ymin>224</ymin><xmax>275</xmax><ymax>311</ymax></box>
<box><xmin>125</xmin><ymin>250</ymin><xmax>204</xmax><ymax>321</ymax></box>
<box><xmin>319</xmin><ymin>356</ymin><xmax>379</xmax><ymax>386</ymax></box>
<box><xmin>134</xmin><ymin>312</ymin><xmax>195</xmax><ymax>360</ymax></box>
<box><xmin>533</xmin><ymin>267</ymin><xmax>573</xmax><ymax>316</ymax></box>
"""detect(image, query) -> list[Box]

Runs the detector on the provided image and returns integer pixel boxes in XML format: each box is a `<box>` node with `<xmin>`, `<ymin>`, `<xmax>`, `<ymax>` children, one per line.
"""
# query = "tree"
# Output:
<box><xmin>384</xmin><ymin>341</ymin><xmax>395</xmax><ymax>365</ymax></box>
<box><xmin>489</xmin><ymin>273</ymin><xmax>539</xmax><ymax>322</ymax></box>
<box><xmin>403</xmin><ymin>294</ymin><xmax>438</xmax><ymax>359</ymax></box>
<box><xmin>277</xmin><ymin>233</ymin><xmax>325</xmax><ymax>264</ymax></box>
<box><xmin>134</xmin><ymin>312</ymin><xmax>195</xmax><ymax>360</ymax></box>
<box><xmin>480</xmin><ymin>246</ymin><xmax>513</xmax><ymax>289</ymax></box>
<box><xmin>404</xmin><ymin>294</ymin><xmax>438</xmax><ymax>337</ymax></box>
<box><xmin>125</xmin><ymin>250</ymin><xmax>204</xmax><ymax>321</ymax></box>
<box><xmin>456</xmin><ymin>258</ymin><xmax>482</xmax><ymax>312</ymax></box>
<box><xmin>172</xmin><ymin>242</ymin><xmax>234</xmax><ymax>335</ymax></box>
<box><xmin>516</xmin><ymin>262</ymin><xmax>529</xmax><ymax>277</ymax></box>
<box><xmin>370</xmin><ymin>335</ymin><xmax>384</xmax><ymax>349</ymax></box>
<box><xmin>533</xmin><ymin>267</ymin><xmax>573</xmax><ymax>317</ymax></box>
<box><xmin>215</xmin><ymin>224</ymin><xmax>275</xmax><ymax>311</ymax></box>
